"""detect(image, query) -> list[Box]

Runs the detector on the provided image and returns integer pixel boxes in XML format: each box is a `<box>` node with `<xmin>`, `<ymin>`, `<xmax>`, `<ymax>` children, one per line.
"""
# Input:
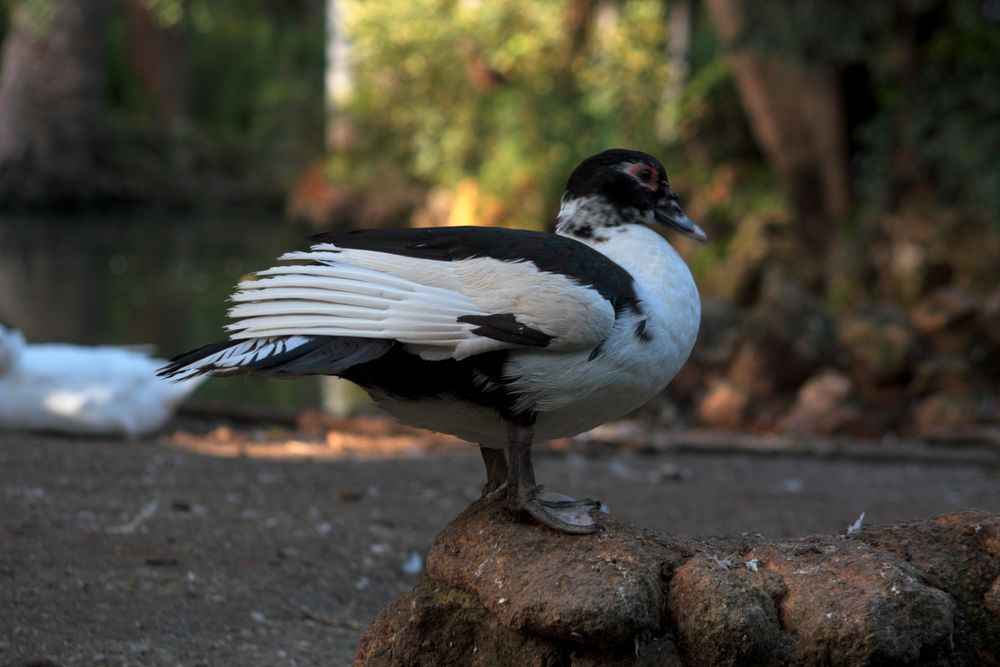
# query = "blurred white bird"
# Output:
<box><xmin>0</xmin><ymin>325</ymin><xmax>202</xmax><ymax>437</ymax></box>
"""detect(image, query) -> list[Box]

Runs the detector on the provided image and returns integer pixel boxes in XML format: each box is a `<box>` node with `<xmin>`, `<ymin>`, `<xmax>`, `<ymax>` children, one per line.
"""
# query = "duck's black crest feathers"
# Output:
<box><xmin>309</xmin><ymin>226</ymin><xmax>640</xmax><ymax>314</ymax></box>
<box><xmin>564</xmin><ymin>149</ymin><xmax>666</xmax><ymax>201</ymax></box>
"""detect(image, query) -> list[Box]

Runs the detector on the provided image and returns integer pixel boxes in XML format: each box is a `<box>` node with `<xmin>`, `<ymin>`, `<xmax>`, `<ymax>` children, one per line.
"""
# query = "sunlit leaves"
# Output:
<box><xmin>340</xmin><ymin>0</ymin><xmax>679</xmax><ymax>229</ymax></box>
<box><xmin>142</xmin><ymin>0</ymin><xmax>184</xmax><ymax>29</ymax></box>
<box><xmin>8</xmin><ymin>0</ymin><xmax>56</xmax><ymax>39</ymax></box>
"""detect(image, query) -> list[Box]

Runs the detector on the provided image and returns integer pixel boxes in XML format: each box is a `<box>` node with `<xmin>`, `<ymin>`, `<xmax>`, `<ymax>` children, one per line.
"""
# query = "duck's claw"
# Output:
<box><xmin>482</xmin><ymin>481</ymin><xmax>508</xmax><ymax>503</ymax></box>
<box><xmin>480</xmin><ymin>446</ymin><xmax>509</xmax><ymax>499</ymax></box>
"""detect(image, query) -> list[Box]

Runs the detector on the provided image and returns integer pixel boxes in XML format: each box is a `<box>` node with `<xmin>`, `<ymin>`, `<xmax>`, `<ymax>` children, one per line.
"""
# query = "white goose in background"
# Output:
<box><xmin>162</xmin><ymin>149</ymin><xmax>707</xmax><ymax>534</ymax></box>
<box><xmin>0</xmin><ymin>325</ymin><xmax>202</xmax><ymax>437</ymax></box>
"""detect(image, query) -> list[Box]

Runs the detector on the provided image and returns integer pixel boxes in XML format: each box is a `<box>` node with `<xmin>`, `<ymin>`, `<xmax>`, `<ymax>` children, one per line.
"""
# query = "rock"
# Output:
<box><xmin>356</xmin><ymin>500</ymin><xmax>695</xmax><ymax>666</ymax></box>
<box><xmin>986</xmin><ymin>577</ymin><xmax>1000</xmax><ymax>619</ymax></box>
<box><xmin>911</xmin><ymin>356</ymin><xmax>977</xmax><ymax>395</ymax></box>
<box><xmin>752</xmin><ymin>276</ymin><xmax>839</xmax><ymax>385</ymax></box>
<box><xmin>839</xmin><ymin>302</ymin><xmax>918</xmax><ymax>386</ymax></box>
<box><xmin>668</xmin><ymin>556</ymin><xmax>786</xmax><ymax>666</ymax></box>
<box><xmin>670</xmin><ymin>535</ymin><xmax>958</xmax><ymax>666</ymax></box>
<box><xmin>982</xmin><ymin>286</ymin><xmax>1000</xmax><ymax>348</ymax></box>
<box><xmin>911</xmin><ymin>287</ymin><xmax>981</xmax><ymax>358</ymax></box>
<box><xmin>778</xmin><ymin>370</ymin><xmax>862</xmax><ymax>435</ymax></box>
<box><xmin>751</xmin><ymin>541</ymin><xmax>953</xmax><ymax>665</ymax></box>
<box><xmin>424</xmin><ymin>501</ymin><xmax>693</xmax><ymax>646</ymax></box>
<box><xmin>727</xmin><ymin>340</ymin><xmax>778</xmax><ymax>399</ymax></box>
<box><xmin>355</xmin><ymin>505</ymin><xmax>999</xmax><ymax>666</ymax></box>
<box><xmin>858</xmin><ymin>511</ymin><xmax>1000</xmax><ymax>665</ymax></box>
<box><xmin>726</xmin><ymin>277</ymin><xmax>839</xmax><ymax>402</ymax></box>
<box><xmin>695</xmin><ymin>380</ymin><xmax>749</xmax><ymax>429</ymax></box>
<box><xmin>353</xmin><ymin>577</ymin><xmax>566</xmax><ymax>667</ymax></box>
<box><xmin>879</xmin><ymin>227</ymin><xmax>930</xmax><ymax>305</ymax></box>
<box><xmin>911</xmin><ymin>287</ymin><xmax>979</xmax><ymax>337</ymax></box>
<box><xmin>692</xmin><ymin>297</ymin><xmax>742</xmax><ymax>370</ymax></box>
<box><xmin>911</xmin><ymin>391</ymin><xmax>983</xmax><ymax>430</ymax></box>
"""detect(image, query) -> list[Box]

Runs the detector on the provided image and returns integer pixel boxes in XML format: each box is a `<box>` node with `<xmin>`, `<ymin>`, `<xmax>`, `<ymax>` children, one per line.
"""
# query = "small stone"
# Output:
<box><xmin>911</xmin><ymin>287</ymin><xmax>978</xmax><ymax>336</ymax></box>
<box><xmin>779</xmin><ymin>369</ymin><xmax>862</xmax><ymax>435</ymax></box>
<box><xmin>839</xmin><ymin>302</ymin><xmax>917</xmax><ymax>384</ymax></box>
<box><xmin>401</xmin><ymin>552</ymin><xmax>423</xmax><ymax>575</ymax></box>
<box><xmin>339</xmin><ymin>488</ymin><xmax>363</xmax><ymax>502</ymax></box>
<box><xmin>696</xmin><ymin>380</ymin><xmax>749</xmax><ymax>429</ymax></box>
<box><xmin>912</xmin><ymin>391</ymin><xmax>980</xmax><ymax>430</ymax></box>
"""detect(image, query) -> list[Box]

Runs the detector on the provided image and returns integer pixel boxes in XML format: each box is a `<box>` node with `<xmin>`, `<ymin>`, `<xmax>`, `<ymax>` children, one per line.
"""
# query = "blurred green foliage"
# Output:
<box><xmin>0</xmin><ymin>0</ymin><xmax>55</xmax><ymax>39</ymax></box>
<box><xmin>2</xmin><ymin>0</ymin><xmax>998</xmax><ymax>413</ymax></box>
<box><xmin>743</xmin><ymin>0</ymin><xmax>1000</xmax><ymax>218</ymax></box>
<box><xmin>340</xmin><ymin>0</ymin><xmax>760</xmax><ymax>229</ymax></box>
<box><xmin>100</xmin><ymin>0</ymin><xmax>326</xmax><ymax>201</ymax></box>
<box><xmin>1</xmin><ymin>0</ymin><xmax>996</xmax><ymax>227</ymax></box>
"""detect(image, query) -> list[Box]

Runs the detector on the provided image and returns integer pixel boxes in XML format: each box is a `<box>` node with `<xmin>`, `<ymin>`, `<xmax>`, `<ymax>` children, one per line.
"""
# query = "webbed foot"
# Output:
<box><xmin>509</xmin><ymin>485</ymin><xmax>601</xmax><ymax>535</ymax></box>
<box><xmin>502</xmin><ymin>423</ymin><xmax>603</xmax><ymax>535</ymax></box>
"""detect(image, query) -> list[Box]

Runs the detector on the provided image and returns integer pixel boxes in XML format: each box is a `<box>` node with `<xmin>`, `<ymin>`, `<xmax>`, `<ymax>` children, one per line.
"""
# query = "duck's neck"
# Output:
<box><xmin>555</xmin><ymin>195</ymin><xmax>628</xmax><ymax>240</ymax></box>
<box><xmin>557</xmin><ymin>199</ymin><xmax>697</xmax><ymax>310</ymax></box>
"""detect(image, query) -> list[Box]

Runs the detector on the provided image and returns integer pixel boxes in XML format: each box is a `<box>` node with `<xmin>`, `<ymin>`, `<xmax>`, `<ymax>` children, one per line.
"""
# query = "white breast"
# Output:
<box><xmin>524</xmin><ymin>231</ymin><xmax>698</xmax><ymax>442</ymax></box>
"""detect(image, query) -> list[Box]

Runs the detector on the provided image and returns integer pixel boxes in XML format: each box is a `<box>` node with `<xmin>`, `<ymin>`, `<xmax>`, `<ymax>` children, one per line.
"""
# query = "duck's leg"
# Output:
<box><xmin>505</xmin><ymin>422</ymin><xmax>601</xmax><ymax>534</ymax></box>
<box><xmin>479</xmin><ymin>446</ymin><xmax>508</xmax><ymax>499</ymax></box>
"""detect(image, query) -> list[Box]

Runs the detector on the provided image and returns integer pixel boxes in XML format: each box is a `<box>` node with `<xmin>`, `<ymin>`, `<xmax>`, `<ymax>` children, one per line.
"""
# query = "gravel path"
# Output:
<box><xmin>2</xmin><ymin>429</ymin><xmax>998</xmax><ymax>666</ymax></box>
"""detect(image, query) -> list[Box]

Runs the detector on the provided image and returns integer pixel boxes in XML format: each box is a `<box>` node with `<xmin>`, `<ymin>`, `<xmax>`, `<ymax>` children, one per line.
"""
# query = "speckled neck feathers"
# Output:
<box><xmin>556</xmin><ymin>195</ymin><xmax>636</xmax><ymax>243</ymax></box>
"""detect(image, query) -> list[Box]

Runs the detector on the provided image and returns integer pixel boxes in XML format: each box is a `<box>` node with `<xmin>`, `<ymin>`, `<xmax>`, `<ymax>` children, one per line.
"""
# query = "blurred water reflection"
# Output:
<box><xmin>0</xmin><ymin>209</ymin><xmax>322</xmax><ymax>410</ymax></box>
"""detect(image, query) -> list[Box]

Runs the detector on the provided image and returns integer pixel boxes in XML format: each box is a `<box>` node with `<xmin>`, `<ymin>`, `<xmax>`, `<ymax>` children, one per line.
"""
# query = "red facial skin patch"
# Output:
<box><xmin>624</xmin><ymin>163</ymin><xmax>664</xmax><ymax>191</ymax></box>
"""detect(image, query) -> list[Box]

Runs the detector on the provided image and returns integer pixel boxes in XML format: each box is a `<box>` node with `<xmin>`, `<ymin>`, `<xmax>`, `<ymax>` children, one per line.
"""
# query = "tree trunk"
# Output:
<box><xmin>704</xmin><ymin>0</ymin><xmax>851</xmax><ymax>290</ymax></box>
<box><xmin>124</xmin><ymin>0</ymin><xmax>190</xmax><ymax>122</ymax></box>
<box><xmin>0</xmin><ymin>0</ymin><xmax>110</xmax><ymax>205</ymax></box>
<box><xmin>555</xmin><ymin>0</ymin><xmax>597</xmax><ymax>97</ymax></box>
<box><xmin>656</xmin><ymin>0</ymin><xmax>692</xmax><ymax>141</ymax></box>
<box><xmin>325</xmin><ymin>0</ymin><xmax>355</xmax><ymax>151</ymax></box>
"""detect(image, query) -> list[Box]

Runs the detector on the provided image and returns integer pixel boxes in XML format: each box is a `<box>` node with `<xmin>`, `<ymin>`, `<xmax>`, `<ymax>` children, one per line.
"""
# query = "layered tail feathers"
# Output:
<box><xmin>161</xmin><ymin>239</ymin><xmax>506</xmax><ymax>382</ymax></box>
<box><xmin>158</xmin><ymin>335</ymin><xmax>392</xmax><ymax>381</ymax></box>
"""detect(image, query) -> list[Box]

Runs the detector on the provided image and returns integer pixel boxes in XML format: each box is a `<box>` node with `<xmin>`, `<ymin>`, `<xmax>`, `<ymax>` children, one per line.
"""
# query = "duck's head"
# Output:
<box><xmin>557</xmin><ymin>149</ymin><xmax>707</xmax><ymax>244</ymax></box>
<box><xmin>0</xmin><ymin>324</ymin><xmax>25</xmax><ymax>374</ymax></box>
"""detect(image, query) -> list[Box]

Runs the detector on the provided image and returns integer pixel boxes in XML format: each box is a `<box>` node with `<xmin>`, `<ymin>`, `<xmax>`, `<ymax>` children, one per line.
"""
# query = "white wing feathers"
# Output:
<box><xmin>225</xmin><ymin>242</ymin><xmax>615</xmax><ymax>360</ymax></box>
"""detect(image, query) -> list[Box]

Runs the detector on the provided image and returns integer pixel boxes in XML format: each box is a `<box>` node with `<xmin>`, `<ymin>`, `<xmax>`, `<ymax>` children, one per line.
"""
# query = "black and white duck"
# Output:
<box><xmin>160</xmin><ymin>149</ymin><xmax>706</xmax><ymax>534</ymax></box>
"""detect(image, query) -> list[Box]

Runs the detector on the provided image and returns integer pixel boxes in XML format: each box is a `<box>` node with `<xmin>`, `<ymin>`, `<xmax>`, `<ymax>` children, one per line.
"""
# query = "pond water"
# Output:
<box><xmin>0</xmin><ymin>209</ymin><xmax>332</xmax><ymax>411</ymax></box>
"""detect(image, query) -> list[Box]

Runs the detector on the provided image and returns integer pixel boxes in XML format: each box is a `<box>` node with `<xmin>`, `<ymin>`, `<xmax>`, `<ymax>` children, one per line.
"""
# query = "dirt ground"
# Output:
<box><xmin>1</xmin><ymin>422</ymin><xmax>998</xmax><ymax>666</ymax></box>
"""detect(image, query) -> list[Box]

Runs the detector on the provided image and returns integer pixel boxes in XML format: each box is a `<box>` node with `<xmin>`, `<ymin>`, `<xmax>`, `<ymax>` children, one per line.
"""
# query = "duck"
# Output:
<box><xmin>0</xmin><ymin>325</ymin><xmax>202</xmax><ymax>437</ymax></box>
<box><xmin>160</xmin><ymin>149</ymin><xmax>706</xmax><ymax>534</ymax></box>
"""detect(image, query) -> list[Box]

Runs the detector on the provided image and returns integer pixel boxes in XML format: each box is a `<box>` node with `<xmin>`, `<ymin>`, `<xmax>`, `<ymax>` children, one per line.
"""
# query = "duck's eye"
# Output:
<box><xmin>625</xmin><ymin>163</ymin><xmax>659</xmax><ymax>190</ymax></box>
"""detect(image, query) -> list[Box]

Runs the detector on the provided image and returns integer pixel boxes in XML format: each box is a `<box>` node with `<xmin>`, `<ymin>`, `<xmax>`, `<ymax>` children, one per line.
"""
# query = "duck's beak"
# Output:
<box><xmin>655</xmin><ymin>191</ymin><xmax>708</xmax><ymax>243</ymax></box>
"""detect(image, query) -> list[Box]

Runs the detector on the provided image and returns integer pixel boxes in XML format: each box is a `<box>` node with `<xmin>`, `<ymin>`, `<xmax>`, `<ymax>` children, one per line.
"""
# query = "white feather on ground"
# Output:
<box><xmin>0</xmin><ymin>325</ymin><xmax>202</xmax><ymax>437</ymax></box>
